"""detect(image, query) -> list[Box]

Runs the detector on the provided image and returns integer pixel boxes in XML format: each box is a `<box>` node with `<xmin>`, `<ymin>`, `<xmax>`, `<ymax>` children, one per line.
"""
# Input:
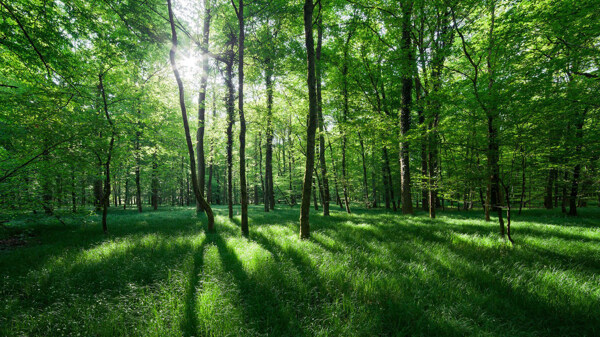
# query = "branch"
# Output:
<box><xmin>0</xmin><ymin>0</ymin><xmax>51</xmax><ymax>78</ymax></box>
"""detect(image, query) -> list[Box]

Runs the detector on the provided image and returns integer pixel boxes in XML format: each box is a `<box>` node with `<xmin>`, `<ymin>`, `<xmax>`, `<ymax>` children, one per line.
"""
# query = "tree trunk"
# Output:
<box><xmin>196</xmin><ymin>0</ymin><xmax>212</xmax><ymax>213</ymax></box>
<box><xmin>328</xmin><ymin>139</ymin><xmax>343</xmax><ymax>208</ymax></box>
<box><xmin>265</xmin><ymin>60</ymin><xmax>274</xmax><ymax>212</ymax></box>
<box><xmin>151</xmin><ymin>155</ymin><xmax>158</xmax><ymax>210</ymax></box>
<box><xmin>98</xmin><ymin>72</ymin><xmax>115</xmax><ymax>234</ymax></box>
<box><xmin>225</xmin><ymin>56</ymin><xmax>235</xmax><ymax>219</ymax></box>
<box><xmin>358</xmin><ymin>132</ymin><xmax>369</xmax><ymax>207</ymax></box>
<box><xmin>300</xmin><ymin>0</ymin><xmax>318</xmax><ymax>239</ymax></box>
<box><xmin>236</xmin><ymin>0</ymin><xmax>248</xmax><ymax>236</ymax></box>
<box><xmin>568</xmin><ymin>110</ymin><xmax>586</xmax><ymax>216</ymax></box>
<box><xmin>167</xmin><ymin>0</ymin><xmax>214</xmax><ymax>230</ymax></box>
<box><xmin>383</xmin><ymin>146</ymin><xmax>397</xmax><ymax>211</ymax></box>
<box><xmin>399</xmin><ymin>0</ymin><xmax>414</xmax><ymax>215</ymax></box>
<box><xmin>316</xmin><ymin>11</ymin><xmax>330</xmax><ymax>216</ymax></box>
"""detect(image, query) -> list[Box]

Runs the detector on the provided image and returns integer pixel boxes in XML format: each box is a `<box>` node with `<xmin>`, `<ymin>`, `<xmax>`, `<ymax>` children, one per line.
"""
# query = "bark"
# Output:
<box><xmin>167</xmin><ymin>0</ymin><xmax>214</xmax><ymax>230</ymax></box>
<box><xmin>196</xmin><ymin>0</ymin><xmax>212</xmax><ymax>213</ymax></box>
<box><xmin>383</xmin><ymin>147</ymin><xmax>397</xmax><ymax>211</ymax></box>
<box><xmin>288</xmin><ymin>119</ymin><xmax>295</xmax><ymax>205</ymax></box>
<box><xmin>123</xmin><ymin>176</ymin><xmax>128</xmax><ymax>210</ymax></box>
<box><xmin>312</xmin><ymin>176</ymin><xmax>319</xmax><ymax>211</ymax></box>
<box><xmin>341</xmin><ymin>30</ymin><xmax>353</xmax><ymax>214</ymax></box>
<box><xmin>399</xmin><ymin>0</ymin><xmax>414</xmax><ymax>215</ymax></box>
<box><xmin>358</xmin><ymin>132</ymin><xmax>369</xmax><ymax>207</ymax></box>
<box><xmin>316</xmin><ymin>9</ymin><xmax>330</xmax><ymax>216</ymax></box>
<box><xmin>236</xmin><ymin>0</ymin><xmax>249</xmax><ymax>236</ymax></box>
<box><xmin>98</xmin><ymin>72</ymin><xmax>115</xmax><ymax>234</ymax></box>
<box><xmin>224</xmin><ymin>55</ymin><xmax>235</xmax><ymax>219</ymax></box>
<box><xmin>265</xmin><ymin>59</ymin><xmax>274</xmax><ymax>212</ymax></box>
<box><xmin>300</xmin><ymin>0</ymin><xmax>318</xmax><ymax>239</ymax></box>
<box><xmin>328</xmin><ymin>139</ymin><xmax>343</xmax><ymax>208</ymax></box>
<box><xmin>135</xmin><ymin>106</ymin><xmax>143</xmax><ymax>213</ymax></box>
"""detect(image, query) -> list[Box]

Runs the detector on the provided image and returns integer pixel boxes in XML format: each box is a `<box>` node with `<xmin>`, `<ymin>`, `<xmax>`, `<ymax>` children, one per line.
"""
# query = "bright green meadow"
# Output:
<box><xmin>1</xmin><ymin>206</ymin><xmax>599</xmax><ymax>336</ymax></box>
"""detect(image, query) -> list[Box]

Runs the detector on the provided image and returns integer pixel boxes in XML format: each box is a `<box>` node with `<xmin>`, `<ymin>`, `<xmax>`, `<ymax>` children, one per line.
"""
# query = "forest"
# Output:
<box><xmin>1</xmin><ymin>0</ymin><xmax>599</xmax><ymax>336</ymax></box>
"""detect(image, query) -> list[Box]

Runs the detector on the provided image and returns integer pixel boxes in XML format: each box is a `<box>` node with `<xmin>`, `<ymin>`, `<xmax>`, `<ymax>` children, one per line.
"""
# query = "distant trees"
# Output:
<box><xmin>0</xmin><ymin>0</ymin><xmax>598</xmax><ymax>236</ymax></box>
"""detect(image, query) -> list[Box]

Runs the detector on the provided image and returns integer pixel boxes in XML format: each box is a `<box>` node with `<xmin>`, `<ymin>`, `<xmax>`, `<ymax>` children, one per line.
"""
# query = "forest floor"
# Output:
<box><xmin>1</xmin><ymin>205</ymin><xmax>599</xmax><ymax>336</ymax></box>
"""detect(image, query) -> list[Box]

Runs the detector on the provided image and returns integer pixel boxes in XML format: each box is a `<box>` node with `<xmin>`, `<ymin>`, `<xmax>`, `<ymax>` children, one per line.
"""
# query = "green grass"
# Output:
<box><xmin>1</xmin><ymin>205</ymin><xmax>599</xmax><ymax>336</ymax></box>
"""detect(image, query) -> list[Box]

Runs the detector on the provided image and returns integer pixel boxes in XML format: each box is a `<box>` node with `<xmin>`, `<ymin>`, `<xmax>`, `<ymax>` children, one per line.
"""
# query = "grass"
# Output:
<box><xmin>1</xmin><ymin>205</ymin><xmax>599</xmax><ymax>336</ymax></box>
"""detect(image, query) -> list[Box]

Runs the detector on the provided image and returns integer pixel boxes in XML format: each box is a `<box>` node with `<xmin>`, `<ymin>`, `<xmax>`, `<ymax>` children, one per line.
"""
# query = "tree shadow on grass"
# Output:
<box><xmin>208</xmin><ymin>231</ymin><xmax>303</xmax><ymax>336</ymax></box>
<box><xmin>181</xmin><ymin>236</ymin><xmax>207</xmax><ymax>337</ymax></box>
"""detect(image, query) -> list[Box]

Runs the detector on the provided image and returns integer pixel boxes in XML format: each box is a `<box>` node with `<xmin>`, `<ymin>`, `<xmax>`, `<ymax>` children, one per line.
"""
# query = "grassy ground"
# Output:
<box><xmin>1</xmin><ymin>205</ymin><xmax>599</xmax><ymax>336</ymax></box>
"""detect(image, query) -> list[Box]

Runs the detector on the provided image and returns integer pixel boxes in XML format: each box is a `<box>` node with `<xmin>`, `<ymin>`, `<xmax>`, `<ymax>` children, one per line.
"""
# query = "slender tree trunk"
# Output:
<box><xmin>151</xmin><ymin>155</ymin><xmax>158</xmax><ymax>210</ymax></box>
<box><xmin>236</xmin><ymin>0</ymin><xmax>249</xmax><ymax>236</ymax></box>
<box><xmin>196</xmin><ymin>0</ymin><xmax>212</xmax><ymax>213</ymax></box>
<box><xmin>167</xmin><ymin>0</ymin><xmax>214</xmax><ymax>230</ymax></box>
<box><xmin>328</xmin><ymin>138</ymin><xmax>342</xmax><ymax>208</ymax></box>
<box><xmin>316</xmin><ymin>11</ymin><xmax>330</xmax><ymax>216</ymax></box>
<box><xmin>300</xmin><ymin>0</ymin><xmax>318</xmax><ymax>239</ymax></box>
<box><xmin>265</xmin><ymin>60</ymin><xmax>274</xmax><ymax>212</ymax></box>
<box><xmin>358</xmin><ymin>132</ymin><xmax>369</xmax><ymax>207</ymax></box>
<box><xmin>135</xmin><ymin>106</ymin><xmax>143</xmax><ymax>213</ymax></box>
<box><xmin>124</xmin><ymin>176</ymin><xmax>128</xmax><ymax>210</ymax></box>
<box><xmin>569</xmin><ymin>110</ymin><xmax>586</xmax><ymax>216</ymax></box>
<box><xmin>312</xmin><ymin>176</ymin><xmax>319</xmax><ymax>211</ymax></box>
<box><xmin>383</xmin><ymin>147</ymin><xmax>397</xmax><ymax>211</ymax></box>
<box><xmin>399</xmin><ymin>0</ymin><xmax>414</xmax><ymax>215</ymax></box>
<box><xmin>98</xmin><ymin>72</ymin><xmax>115</xmax><ymax>234</ymax></box>
<box><xmin>225</xmin><ymin>58</ymin><xmax>235</xmax><ymax>219</ymax></box>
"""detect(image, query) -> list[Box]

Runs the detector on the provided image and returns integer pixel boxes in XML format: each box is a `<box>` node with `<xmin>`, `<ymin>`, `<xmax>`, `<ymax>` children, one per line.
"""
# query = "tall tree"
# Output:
<box><xmin>167</xmin><ymin>0</ymin><xmax>214</xmax><ymax>231</ymax></box>
<box><xmin>299</xmin><ymin>0</ymin><xmax>318</xmax><ymax>239</ymax></box>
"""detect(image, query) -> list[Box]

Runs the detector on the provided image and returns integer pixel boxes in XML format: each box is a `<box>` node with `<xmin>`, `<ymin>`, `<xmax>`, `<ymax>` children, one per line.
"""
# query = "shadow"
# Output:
<box><xmin>209</xmin><ymin>232</ymin><xmax>302</xmax><ymax>336</ymax></box>
<box><xmin>181</xmin><ymin>236</ymin><xmax>207</xmax><ymax>337</ymax></box>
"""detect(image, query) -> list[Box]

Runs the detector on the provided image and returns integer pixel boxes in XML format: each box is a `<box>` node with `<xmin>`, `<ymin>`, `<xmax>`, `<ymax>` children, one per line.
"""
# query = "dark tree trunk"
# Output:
<box><xmin>236</xmin><ymin>0</ymin><xmax>248</xmax><ymax>236</ymax></box>
<box><xmin>151</xmin><ymin>155</ymin><xmax>158</xmax><ymax>211</ymax></box>
<box><xmin>225</xmin><ymin>55</ymin><xmax>235</xmax><ymax>219</ymax></box>
<box><xmin>135</xmin><ymin>106</ymin><xmax>143</xmax><ymax>213</ymax></box>
<box><xmin>258</xmin><ymin>132</ymin><xmax>265</xmax><ymax>207</ymax></box>
<box><xmin>340</xmin><ymin>30</ymin><xmax>353</xmax><ymax>215</ymax></box>
<box><xmin>196</xmin><ymin>0</ymin><xmax>212</xmax><ymax>213</ymax></box>
<box><xmin>300</xmin><ymin>0</ymin><xmax>318</xmax><ymax>239</ymax></box>
<box><xmin>383</xmin><ymin>147</ymin><xmax>397</xmax><ymax>211</ymax></box>
<box><xmin>399</xmin><ymin>0</ymin><xmax>414</xmax><ymax>215</ymax></box>
<box><xmin>167</xmin><ymin>0</ymin><xmax>214</xmax><ymax>230</ymax></box>
<box><xmin>123</xmin><ymin>176</ymin><xmax>128</xmax><ymax>210</ymax></box>
<box><xmin>265</xmin><ymin>60</ymin><xmax>274</xmax><ymax>212</ymax></box>
<box><xmin>358</xmin><ymin>132</ymin><xmax>369</xmax><ymax>207</ymax></box>
<box><xmin>288</xmin><ymin>120</ymin><xmax>295</xmax><ymax>205</ymax></box>
<box><xmin>328</xmin><ymin>139</ymin><xmax>343</xmax><ymax>208</ymax></box>
<box><xmin>316</xmin><ymin>11</ymin><xmax>330</xmax><ymax>216</ymax></box>
<box><xmin>312</xmin><ymin>176</ymin><xmax>319</xmax><ymax>211</ymax></box>
<box><xmin>98</xmin><ymin>72</ymin><xmax>115</xmax><ymax>234</ymax></box>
